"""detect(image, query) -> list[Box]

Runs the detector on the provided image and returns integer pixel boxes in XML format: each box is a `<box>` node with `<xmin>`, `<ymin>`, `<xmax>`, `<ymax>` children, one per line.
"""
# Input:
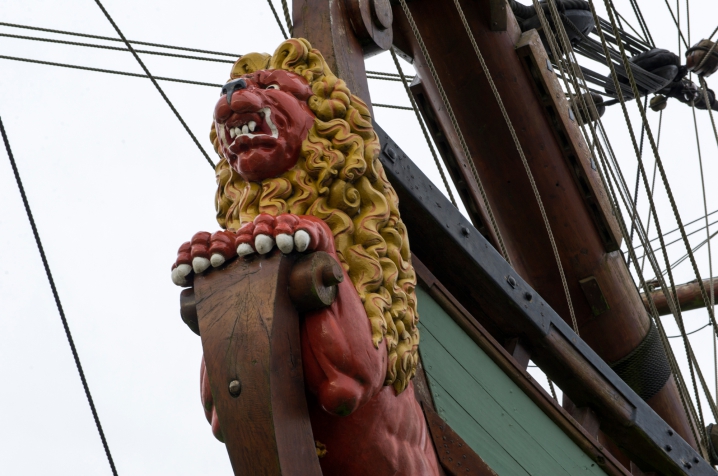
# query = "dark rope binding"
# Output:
<box><xmin>609</xmin><ymin>320</ymin><xmax>672</xmax><ymax>401</ymax></box>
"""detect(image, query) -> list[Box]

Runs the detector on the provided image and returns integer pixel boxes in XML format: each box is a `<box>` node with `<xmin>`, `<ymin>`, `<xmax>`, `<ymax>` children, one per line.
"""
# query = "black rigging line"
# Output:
<box><xmin>0</xmin><ymin>33</ymin><xmax>236</xmax><ymax>64</ymax></box>
<box><xmin>0</xmin><ymin>56</ymin><xmax>410</xmax><ymax>114</ymax></box>
<box><xmin>265</xmin><ymin>0</ymin><xmax>289</xmax><ymax>40</ymax></box>
<box><xmin>0</xmin><ymin>55</ymin><xmax>223</xmax><ymax>87</ymax></box>
<box><xmin>0</xmin><ymin>116</ymin><xmax>119</xmax><ymax>476</ymax></box>
<box><xmin>0</xmin><ymin>21</ymin><xmax>241</xmax><ymax>57</ymax></box>
<box><xmin>2</xmin><ymin>32</ymin><xmax>417</xmax><ymax>82</ymax></box>
<box><xmin>91</xmin><ymin>0</ymin><xmax>215</xmax><ymax>169</ymax></box>
<box><xmin>626</xmin><ymin>0</ymin><xmax>654</xmax><ymax>47</ymax></box>
<box><xmin>634</xmin><ymin>218</ymin><xmax>718</xmax><ymax>261</ymax></box>
<box><xmin>668</xmin><ymin>322</ymin><xmax>712</xmax><ymax>338</ymax></box>
<box><xmin>372</xmin><ymin>103</ymin><xmax>413</xmax><ymax>110</ymax></box>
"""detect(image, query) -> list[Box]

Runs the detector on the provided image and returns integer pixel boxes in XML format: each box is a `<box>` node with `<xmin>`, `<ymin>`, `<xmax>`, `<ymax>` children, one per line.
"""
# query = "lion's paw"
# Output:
<box><xmin>170</xmin><ymin>214</ymin><xmax>334</xmax><ymax>287</ymax></box>
<box><xmin>171</xmin><ymin>230</ymin><xmax>237</xmax><ymax>287</ymax></box>
<box><xmin>236</xmin><ymin>213</ymin><xmax>334</xmax><ymax>257</ymax></box>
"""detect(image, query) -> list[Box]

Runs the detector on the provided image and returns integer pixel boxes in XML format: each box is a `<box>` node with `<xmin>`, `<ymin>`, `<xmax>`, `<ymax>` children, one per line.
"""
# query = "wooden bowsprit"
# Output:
<box><xmin>185</xmin><ymin>250</ymin><xmax>342</xmax><ymax>475</ymax></box>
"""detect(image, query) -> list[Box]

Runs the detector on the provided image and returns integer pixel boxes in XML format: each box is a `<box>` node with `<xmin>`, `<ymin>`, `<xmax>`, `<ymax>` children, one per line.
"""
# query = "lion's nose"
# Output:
<box><xmin>221</xmin><ymin>78</ymin><xmax>247</xmax><ymax>105</ymax></box>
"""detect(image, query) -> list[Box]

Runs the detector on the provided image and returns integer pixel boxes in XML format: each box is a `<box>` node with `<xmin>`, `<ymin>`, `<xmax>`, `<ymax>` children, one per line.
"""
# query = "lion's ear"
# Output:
<box><xmin>230</xmin><ymin>53</ymin><xmax>271</xmax><ymax>78</ymax></box>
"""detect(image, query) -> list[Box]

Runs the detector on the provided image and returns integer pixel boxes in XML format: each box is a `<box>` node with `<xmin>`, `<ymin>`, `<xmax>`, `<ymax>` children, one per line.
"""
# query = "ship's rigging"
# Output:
<box><xmin>1</xmin><ymin>0</ymin><xmax>718</xmax><ymax>473</ymax></box>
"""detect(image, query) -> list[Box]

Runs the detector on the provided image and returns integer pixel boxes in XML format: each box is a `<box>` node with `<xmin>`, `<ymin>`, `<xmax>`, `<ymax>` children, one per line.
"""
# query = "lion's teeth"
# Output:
<box><xmin>234</xmin><ymin>127</ymin><xmax>241</xmax><ymax>136</ymax></box>
<box><xmin>230</xmin><ymin>128</ymin><xmax>236</xmax><ymax>139</ymax></box>
<box><xmin>248</xmin><ymin>121</ymin><xmax>256</xmax><ymax>132</ymax></box>
<box><xmin>242</xmin><ymin>125</ymin><xmax>249</xmax><ymax>135</ymax></box>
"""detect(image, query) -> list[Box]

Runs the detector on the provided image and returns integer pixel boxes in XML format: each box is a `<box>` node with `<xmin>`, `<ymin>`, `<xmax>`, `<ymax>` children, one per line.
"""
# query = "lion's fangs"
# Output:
<box><xmin>227</xmin><ymin>107</ymin><xmax>278</xmax><ymax>141</ymax></box>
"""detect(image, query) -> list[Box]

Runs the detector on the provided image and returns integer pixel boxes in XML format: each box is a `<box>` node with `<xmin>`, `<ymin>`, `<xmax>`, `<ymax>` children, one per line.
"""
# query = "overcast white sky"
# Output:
<box><xmin>0</xmin><ymin>0</ymin><xmax>717</xmax><ymax>474</ymax></box>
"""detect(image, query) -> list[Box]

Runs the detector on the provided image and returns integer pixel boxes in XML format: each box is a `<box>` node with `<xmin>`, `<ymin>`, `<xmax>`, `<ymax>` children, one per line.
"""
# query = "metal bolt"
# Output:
<box><xmin>685</xmin><ymin>462</ymin><xmax>692</xmax><ymax>469</ymax></box>
<box><xmin>507</xmin><ymin>276</ymin><xmax>517</xmax><ymax>288</ymax></box>
<box><xmin>385</xmin><ymin>146</ymin><xmax>397</xmax><ymax>163</ymax></box>
<box><xmin>693</xmin><ymin>457</ymin><xmax>700</xmax><ymax>463</ymax></box>
<box><xmin>665</xmin><ymin>445</ymin><xmax>673</xmax><ymax>452</ymax></box>
<box><xmin>461</xmin><ymin>226</ymin><xmax>470</xmax><ymax>237</ymax></box>
<box><xmin>228</xmin><ymin>379</ymin><xmax>242</xmax><ymax>397</ymax></box>
<box><xmin>668</xmin><ymin>429</ymin><xmax>674</xmax><ymax>436</ymax></box>
<box><xmin>524</xmin><ymin>292</ymin><xmax>533</xmax><ymax>301</ymax></box>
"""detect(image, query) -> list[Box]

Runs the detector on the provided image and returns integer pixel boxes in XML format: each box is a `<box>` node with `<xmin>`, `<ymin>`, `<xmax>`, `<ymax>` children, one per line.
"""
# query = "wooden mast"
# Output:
<box><xmin>391</xmin><ymin>0</ymin><xmax>697</xmax><ymax>453</ymax></box>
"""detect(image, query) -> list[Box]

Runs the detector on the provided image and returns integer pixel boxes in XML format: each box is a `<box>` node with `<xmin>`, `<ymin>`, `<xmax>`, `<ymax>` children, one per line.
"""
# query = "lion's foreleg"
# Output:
<box><xmin>301</xmin><ymin>274</ymin><xmax>387</xmax><ymax>417</ymax></box>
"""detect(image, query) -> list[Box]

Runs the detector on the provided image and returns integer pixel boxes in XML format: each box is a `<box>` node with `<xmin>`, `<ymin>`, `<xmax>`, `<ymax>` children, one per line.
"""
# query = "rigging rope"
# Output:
<box><xmin>662</xmin><ymin>0</ymin><xmax>689</xmax><ymax>49</ymax></box>
<box><xmin>636</xmin><ymin>217</ymin><xmax>718</xmax><ymax>262</ymax></box>
<box><xmin>0</xmin><ymin>55</ymin><xmax>223</xmax><ymax>87</ymax></box>
<box><xmin>536</xmin><ymin>0</ymin><xmax>704</xmax><ymax>440</ymax></box>
<box><xmin>0</xmin><ymin>33</ymin><xmax>237</xmax><ymax>64</ymax></box>
<box><xmin>0</xmin><ymin>116</ymin><xmax>119</xmax><ymax>476</ymax></box>
<box><xmin>626</xmin><ymin>96</ymin><xmax>648</xmax><ymax>272</ymax></box>
<box><xmin>389</xmin><ymin>47</ymin><xmax>457</xmax><ymax>208</ymax></box>
<box><xmin>0</xmin><ymin>21</ymin><xmax>240</xmax><ymax>57</ymax></box>
<box><xmin>265</xmin><ymin>0</ymin><xmax>288</xmax><ymax>40</ymax></box>
<box><xmin>660</xmin><ymin>229</ymin><xmax>718</xmax><ymax>276</ymax></box>
<box><xmin>668</xmin><ymin>322</ymin><xmax>712</xmax><ymax>338</ymax></box>
<box><xmin>627</xmin><ymin>0</ymin><xmax>655</xmax><ymax>47</ymax></box>
<box><xmin>594</xmin><ymin>0</ymin><xmax>718</xmax><ymax>428</ymax></box>
<box><xmin>638</xmin><ymin>204</ymin><xmax>716</xmax><ymax>249</ymax></box>
<box><xmin>0</xmin><ymin>56</ymin><xmax>410</xmax><ymax>117</ymax></box>
<box><xmin>396</xmin><ymin>0</ymin><xmax>511</xmax><ymax>265</ymax></box>
<box><xmin>639</xmin><ymin>111</ymin><xmax>661</xmax><ymax>275</ymax></box>
<box><xmin>280</xmin><ymin>0</ymin><xmax>293</xmax><ymax>37</ymax></box>
<box><xmin>92</xmin><ymin>0</ymin><xmax>215</xmax><ymax>168</ymax></box>
<box><xmin>547</xmin><ymin>378</ymin><xmax>559</xmax><ymax>401</ymax></box>
<box><xmin>366</xmin><ymin>70</ymin><xmax>416</xmax><ymax>80</ymax></box>
<box><xmin>691</xmin><ymin>93</ymin><xmax>714</xmax><ymax>350</ymax></box>
<box><xmin>372</xmin><ymin>103</ymin><xmax>413</xmax><ymax>111</ymax></box>
<box><xmin>451</xmin><ymin>0</ymin><xmax>581</xmax><ymax>332</ymax></box>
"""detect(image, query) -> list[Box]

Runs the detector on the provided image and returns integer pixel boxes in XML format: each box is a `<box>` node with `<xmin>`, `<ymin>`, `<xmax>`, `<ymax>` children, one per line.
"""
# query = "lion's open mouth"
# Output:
<box><xmin>224</xmin><ymin>107</ymin><xmax>279</xmax><ymax>145</ymax></box>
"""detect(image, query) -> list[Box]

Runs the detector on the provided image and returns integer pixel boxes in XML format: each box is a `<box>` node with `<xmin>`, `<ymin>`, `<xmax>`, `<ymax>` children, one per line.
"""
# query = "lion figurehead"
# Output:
<box><xmin>209</xmin><ymin>38</ymin><xmax>419</xmax><ymax>394</ymax></box>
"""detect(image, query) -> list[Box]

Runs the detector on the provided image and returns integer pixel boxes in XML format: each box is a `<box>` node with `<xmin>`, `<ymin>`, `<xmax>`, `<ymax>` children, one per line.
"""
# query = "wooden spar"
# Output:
<box><xmin>292</xmin><ymin>0</ymin><xmax>393</xmax><ymax>114</ymax></box>
<box><xmin>642</xmin><ymin>278</ymin><xmax>718</xmax><ymax>316</ymax></box>
<box><xmin>391</xmin><ymin>0</ymin><xmax>697</xmax><ymax>451</ymax></box>
<box><xmin>191</xmin><ymin>250</ymin><xmax>341</xmax><ymax>475</ymax></box>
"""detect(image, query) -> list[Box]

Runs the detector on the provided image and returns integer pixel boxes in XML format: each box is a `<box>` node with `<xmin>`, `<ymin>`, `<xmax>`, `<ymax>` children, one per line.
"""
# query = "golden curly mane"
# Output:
<box><xmin>210</xmin><ymin>38</ymin><xmax>418</xmax><ymax>394</ymax></box>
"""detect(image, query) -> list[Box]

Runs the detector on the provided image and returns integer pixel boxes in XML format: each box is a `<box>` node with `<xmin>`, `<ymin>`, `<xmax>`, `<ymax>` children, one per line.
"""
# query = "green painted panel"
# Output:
<box><xmin>416</xmin><ymin>286</ymin><xmax>606</xmax><ymax>476</ymax></box>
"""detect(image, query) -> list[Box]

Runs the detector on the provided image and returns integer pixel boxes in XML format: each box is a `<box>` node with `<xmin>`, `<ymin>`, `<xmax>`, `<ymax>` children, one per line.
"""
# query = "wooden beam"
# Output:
<box><xmin>193</xmin><ymin>251</ymin><xmax>326</xmax><ymax>475</ymax></box>
<box><xmin>293</xmin><ymin>0</ymin><xmax>370</xmax><ymax>109</ymax></box>
<box><xmin>391</xmin><ymin>0</ymin><xmax>695</xmax><ymax>451</ymax></box>
<box><xmin>642</xmin><ymin>278</ymin><xmax>718</xmax><ymax>316</ymax></box>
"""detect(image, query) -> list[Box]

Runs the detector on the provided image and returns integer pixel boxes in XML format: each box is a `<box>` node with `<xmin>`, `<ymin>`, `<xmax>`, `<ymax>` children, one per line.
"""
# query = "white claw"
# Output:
<box><xmin>276</xmin><ymin>234</ymin><xmax>294</xmax><ymax>254</ymax></box>
<box><xmin>171</xmin><ymin>263</ymin><xmax>192</xmax><ymax>286</ymax></box>
<box><xmin>210</xmin><ymin>253</ymin><xmax>226</xmax><ymax>268</ymax></box>
<box><xmin>237</xmin><ymin>243</ymin><xmax>254</xmax><ymax>257</ymax></box>
<box><xmin>193</xmin><ymin>256</ymin><xmax>211</xmax><ymax>274</ymax></box>
<box><xmin>255</xmin><ymin>234</ymin><xmax>274</xmax><ymax>255</ymax></box>
<box><xmin>294</xmin><ymin>230</ymin><xmax>310</xmax><ymax>252</ymax></box>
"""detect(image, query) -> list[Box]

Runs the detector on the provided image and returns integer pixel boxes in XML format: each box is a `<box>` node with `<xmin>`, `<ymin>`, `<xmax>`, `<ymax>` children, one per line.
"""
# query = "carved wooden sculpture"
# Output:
<box><xmin>172</xmin><ymin>39</ymin><xmax>440</xmax><ymax>476</ymax></box>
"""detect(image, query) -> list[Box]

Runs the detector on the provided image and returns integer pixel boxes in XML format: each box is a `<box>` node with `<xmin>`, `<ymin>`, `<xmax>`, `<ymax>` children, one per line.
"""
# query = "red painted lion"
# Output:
<box><xmin>172</xmin><ymin>38</ymin><xmax>439</xmax><ymax>476</ymax></box>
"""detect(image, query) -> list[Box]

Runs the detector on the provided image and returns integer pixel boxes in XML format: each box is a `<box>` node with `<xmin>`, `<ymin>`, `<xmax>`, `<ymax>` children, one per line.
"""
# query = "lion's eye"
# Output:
<box><xmin>265</xmin><ymin>84</ymin><xmax>280</xmax><ymax>90</ymax></box>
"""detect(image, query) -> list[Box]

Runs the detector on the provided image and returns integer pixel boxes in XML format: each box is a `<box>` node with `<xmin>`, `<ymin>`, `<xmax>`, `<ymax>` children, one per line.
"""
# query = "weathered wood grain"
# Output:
<box><xmin>194</xmin><ymin>251</ymin><xmax>322</xmax><ymax>476</ymax></box>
